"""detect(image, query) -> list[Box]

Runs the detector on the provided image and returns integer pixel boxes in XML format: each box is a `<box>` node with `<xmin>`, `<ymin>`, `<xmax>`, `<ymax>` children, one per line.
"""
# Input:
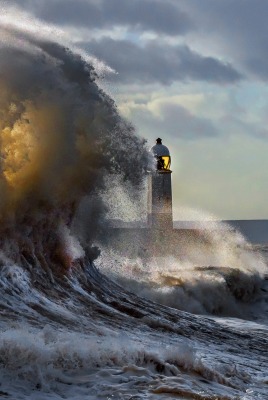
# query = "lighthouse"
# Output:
<box><xmin>148</xmin><ymin>138</ymin><xmax>173</xmax><ymax>230</ymax></box>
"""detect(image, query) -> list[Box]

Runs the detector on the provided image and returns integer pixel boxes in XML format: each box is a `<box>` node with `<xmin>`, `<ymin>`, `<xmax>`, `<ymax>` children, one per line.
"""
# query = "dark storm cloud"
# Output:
<box><xmin>181</xmin><ymin>0</ymin><xmax>268</xmax><ymax>80</ymax></box>
<box><xmin>8</xmin><ymin>0</ymin><xmax>267</xmax><ymax>81</ymax></box>
<box><xmin>81</xmin><ymin>38</ymin><xmax>243</xmax><ymax>85</ymax></box>
<box><xmin>133</xmin><ymin>103</ymin><xmax>218</xmax><ymax>140</ymax></box>
<box><xmin>10</xmin><ymin>0</ymin><xmax>193</xmax><ymax>36</ymax></box>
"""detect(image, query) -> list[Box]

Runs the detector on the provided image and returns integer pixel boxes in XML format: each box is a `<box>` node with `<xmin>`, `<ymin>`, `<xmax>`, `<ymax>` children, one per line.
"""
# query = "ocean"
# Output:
<box><xmin>0</xmin><ymin>23</ymin><xmax>267</xmax><ymax>400</ymax></box>
<box><xmin>0</xmin><ymin>236</ymin><xmax>267</xmax><ymax>399</ymax></box>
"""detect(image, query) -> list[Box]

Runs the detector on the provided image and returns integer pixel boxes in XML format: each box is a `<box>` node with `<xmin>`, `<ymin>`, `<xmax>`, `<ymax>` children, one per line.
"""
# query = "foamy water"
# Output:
<box><xmin>0</xmin><ymin>17</ymin><xmax>267</xmax><ymax>400</ymax></box>
<box><xmin>97</xmin><ymin>220</ymin><xmax>268</xmax><ymax>320</ymax></box>
<box><xmin>0</xmin><ymin>250</ymin><xmax>267</xmax><ymax>399</ymax></box>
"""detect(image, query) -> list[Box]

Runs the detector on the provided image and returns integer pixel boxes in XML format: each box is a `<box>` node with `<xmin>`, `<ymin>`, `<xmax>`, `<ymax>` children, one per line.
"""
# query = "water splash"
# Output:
<box><xmin>97</xmin><ymin>206</ymin><xmax>267</xmax><ymax>318</ymax></box>
<box><xmin>0</xmin><ymin>22</ymin><xmax>149</xmax><ymax>274</ymax></box>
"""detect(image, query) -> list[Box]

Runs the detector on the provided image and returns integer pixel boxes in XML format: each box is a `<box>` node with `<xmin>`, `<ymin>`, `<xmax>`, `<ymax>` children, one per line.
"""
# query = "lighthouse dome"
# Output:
<box><xmin>151</xmin><ymin>143</ymin><xmax>170</xmax><ymax>157</ymax></box>
<box><xmin>150</xmin><ymin>139</ymin><xmax>171</xmax><ymax>171</ymax></box>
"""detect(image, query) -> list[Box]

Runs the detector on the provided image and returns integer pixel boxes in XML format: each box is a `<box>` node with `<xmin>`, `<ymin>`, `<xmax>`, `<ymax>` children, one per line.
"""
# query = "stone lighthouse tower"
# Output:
<box><xmin>148</xmin><ymin>138</ymin><xmax>173</xmax><ymax>230</ymax></box>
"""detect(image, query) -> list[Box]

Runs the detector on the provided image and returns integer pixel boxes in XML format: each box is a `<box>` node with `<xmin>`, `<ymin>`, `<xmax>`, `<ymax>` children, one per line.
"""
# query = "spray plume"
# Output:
<box><xmin>0</xmin><ymin>24</ymin><xmax>149</xmax><ymax>274</ymax></box>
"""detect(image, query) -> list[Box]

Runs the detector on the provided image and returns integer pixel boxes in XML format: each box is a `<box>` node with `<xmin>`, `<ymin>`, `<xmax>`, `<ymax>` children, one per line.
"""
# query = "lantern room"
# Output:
<box><xmin>151</xmin><ymin>138</ymin><xmax>171</xmax><ymax>172</ymax></box>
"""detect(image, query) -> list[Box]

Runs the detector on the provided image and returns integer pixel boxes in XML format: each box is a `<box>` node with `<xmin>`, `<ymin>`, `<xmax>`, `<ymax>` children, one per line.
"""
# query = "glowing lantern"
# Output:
<box><xmin>150</xmin><ymin>138</ymin><xmax>171</xmax><ymax>172</ymax></box>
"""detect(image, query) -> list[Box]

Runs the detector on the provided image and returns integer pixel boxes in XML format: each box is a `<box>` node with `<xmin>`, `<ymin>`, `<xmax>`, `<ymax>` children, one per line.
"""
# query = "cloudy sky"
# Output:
<box><xmin>3</xmin><ymin>0</ymin><xmax>268</xmax><ymax>220</ymax></box>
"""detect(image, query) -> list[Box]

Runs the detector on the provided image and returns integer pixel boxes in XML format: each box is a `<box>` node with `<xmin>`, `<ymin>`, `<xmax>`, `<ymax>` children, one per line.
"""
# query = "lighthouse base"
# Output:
<box><xmin>147</xmin><ymin>171</ymin><xmax>173</xmax><ymax>230</ymax></box>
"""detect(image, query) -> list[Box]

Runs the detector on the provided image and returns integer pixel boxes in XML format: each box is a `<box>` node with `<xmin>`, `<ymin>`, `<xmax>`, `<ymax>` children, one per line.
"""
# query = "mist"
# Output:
<box><xmin>0</xmin><ymin>24</ymin><xmax>149</xmax><ymax>273</ymax></box>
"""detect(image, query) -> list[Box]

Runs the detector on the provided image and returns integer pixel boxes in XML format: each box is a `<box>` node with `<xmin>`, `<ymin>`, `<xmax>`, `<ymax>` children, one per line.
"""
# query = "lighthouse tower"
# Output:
<box><xmin>148</xmin><ymin>138</ymin><xmax>173</xmax><ymax>230</ymax></box>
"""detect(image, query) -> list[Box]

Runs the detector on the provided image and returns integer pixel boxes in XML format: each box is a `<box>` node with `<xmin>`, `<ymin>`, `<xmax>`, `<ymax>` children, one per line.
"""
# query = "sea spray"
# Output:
<box><xmin>97</xmin><ymin>207</ymin><xmax>267</xmax><ymax>318</ymax></box>
<box><xmin>0</xmin><ymin>16</ymin><xmax>267</xmax><ymax>400</ymax></box>
<box><xmin>0</xmin><ymin>24</ymin><xmax>149</xmax><ymax>274</ymax></box>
